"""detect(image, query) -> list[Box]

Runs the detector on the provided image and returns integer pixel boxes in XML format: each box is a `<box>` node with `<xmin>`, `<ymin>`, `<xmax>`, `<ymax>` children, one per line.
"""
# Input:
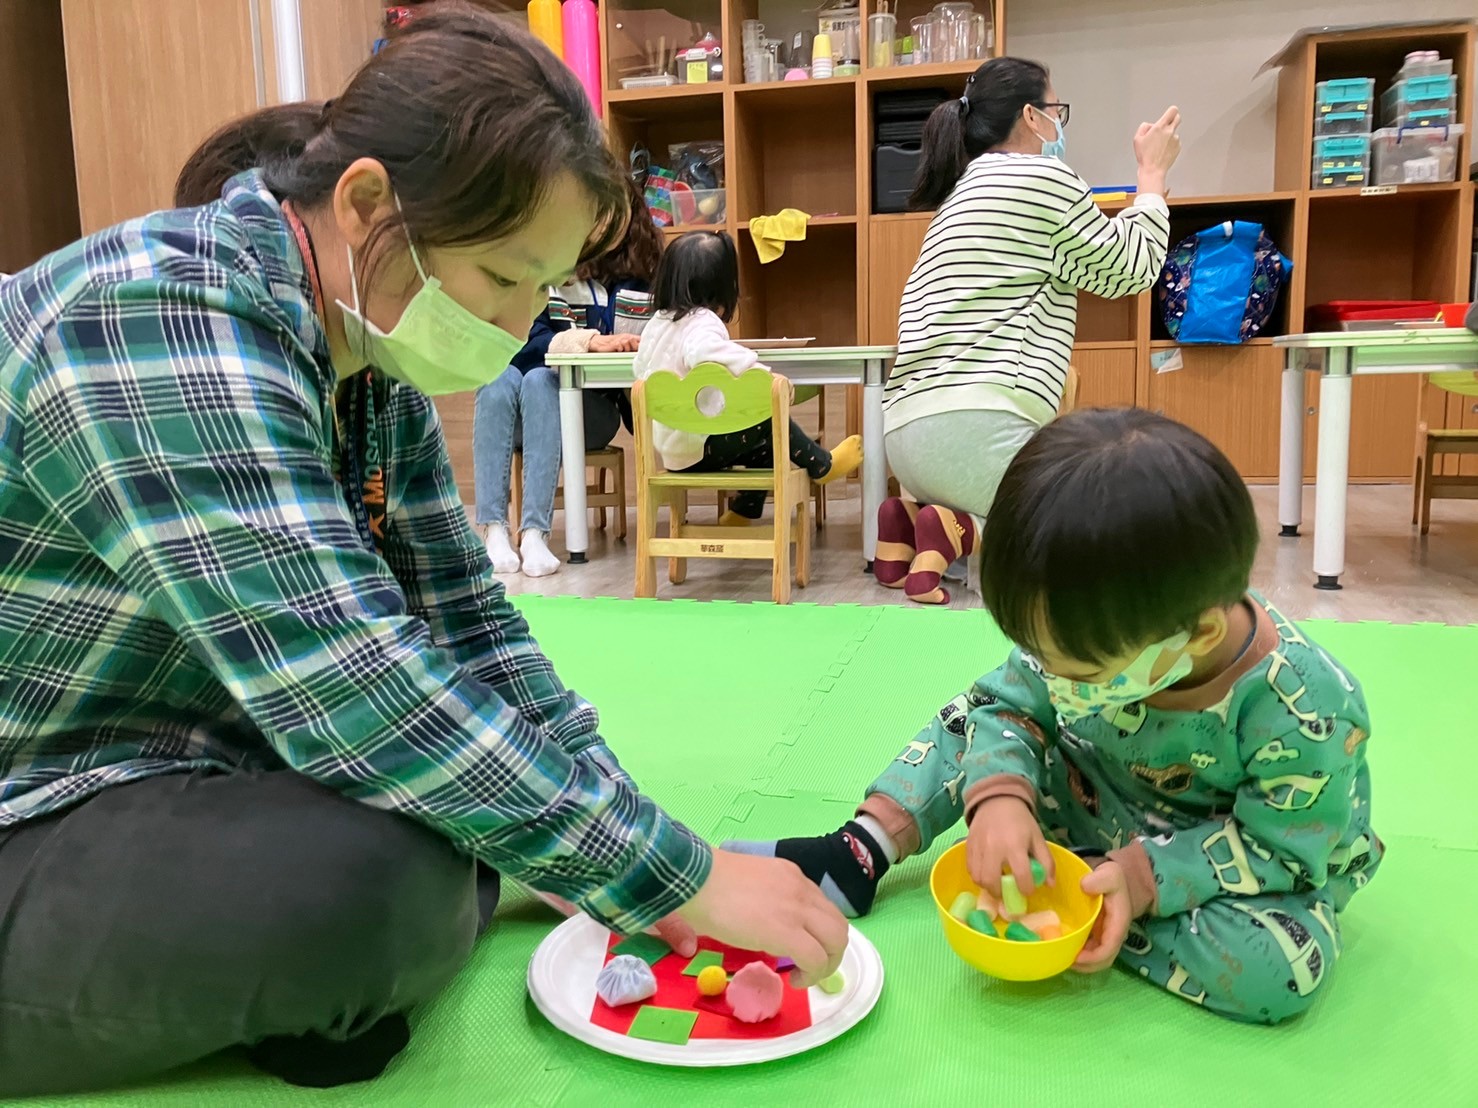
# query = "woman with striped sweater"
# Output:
<box><xmin>878</xmin><ymin>57</ymin><xmax>1180</xmax><ymax>603</ymax></box>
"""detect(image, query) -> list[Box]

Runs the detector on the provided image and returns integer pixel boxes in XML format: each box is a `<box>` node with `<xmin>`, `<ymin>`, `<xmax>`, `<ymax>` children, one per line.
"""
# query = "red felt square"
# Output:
<box><xmin>590</xmin><ymin>934</ymin><xmax>812</xmax><ymax>1040</ymax></box>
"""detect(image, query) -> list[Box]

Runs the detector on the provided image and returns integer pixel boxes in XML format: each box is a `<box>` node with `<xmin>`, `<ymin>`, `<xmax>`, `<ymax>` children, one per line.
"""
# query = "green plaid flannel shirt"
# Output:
<box><xmin>0</xmin><ymin>172</ymin><xmax>709</xmax><ymax>933</ymax></box>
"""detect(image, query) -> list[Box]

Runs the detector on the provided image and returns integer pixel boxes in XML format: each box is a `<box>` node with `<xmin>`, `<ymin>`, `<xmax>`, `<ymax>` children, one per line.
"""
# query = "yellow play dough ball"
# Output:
<box><xmin>696</xmin><ymin>965</ymin><xmax>728</xmax><ymax>996</ymax></box>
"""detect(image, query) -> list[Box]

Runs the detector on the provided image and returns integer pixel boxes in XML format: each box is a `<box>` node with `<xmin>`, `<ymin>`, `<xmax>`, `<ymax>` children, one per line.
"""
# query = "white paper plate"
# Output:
<box><xmin>527</xmin><ymin>915</ymin><xmax>883</xmax><ymax>1067</ymax></box>
<box><xmin>737</xmin><ymin>337</ymin><xmax>816</xmax><ymax>350</ymax></box>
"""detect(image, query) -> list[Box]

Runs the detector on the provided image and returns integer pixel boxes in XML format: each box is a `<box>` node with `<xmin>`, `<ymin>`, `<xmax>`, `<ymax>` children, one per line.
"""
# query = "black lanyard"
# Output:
<box><xmin>337</xmin><ymin>370</ymin><xmax>387</xmax><ymax>553</ymax></box>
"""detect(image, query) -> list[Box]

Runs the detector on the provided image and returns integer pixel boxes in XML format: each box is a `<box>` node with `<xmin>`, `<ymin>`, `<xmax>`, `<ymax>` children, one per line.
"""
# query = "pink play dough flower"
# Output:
<box><xmin>727</xmin><ymin>961</ymin><xmax>785</xmax><ymax>1023</ymax></box>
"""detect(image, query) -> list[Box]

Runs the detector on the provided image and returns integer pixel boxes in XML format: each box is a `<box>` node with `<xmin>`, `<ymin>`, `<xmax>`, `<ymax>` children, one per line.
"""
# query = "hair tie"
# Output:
<box><xmin>958</xmin><ymin>95</ymin><xmax>970</xmax><ymax>115</ymax></box>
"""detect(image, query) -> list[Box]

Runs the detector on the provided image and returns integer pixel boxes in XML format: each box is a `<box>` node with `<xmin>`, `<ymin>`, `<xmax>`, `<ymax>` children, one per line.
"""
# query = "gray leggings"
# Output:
<box><xmin>885</xmin><ymin>408</ymin><xmax>1041</xmax><ymax>519</ymax></box>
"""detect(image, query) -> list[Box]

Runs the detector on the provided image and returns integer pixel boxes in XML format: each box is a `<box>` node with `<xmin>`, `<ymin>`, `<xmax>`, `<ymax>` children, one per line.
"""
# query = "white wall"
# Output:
<box><xmin>1008</xmin><ymin>1</ymin><xmax>1475</xmax><ymax>195</ymax></box>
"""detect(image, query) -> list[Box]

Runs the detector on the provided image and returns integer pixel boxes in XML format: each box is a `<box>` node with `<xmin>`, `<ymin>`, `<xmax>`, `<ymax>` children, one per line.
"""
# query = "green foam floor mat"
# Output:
<box><xmin>29</xmin><ymin>598</ymin><xmax>1478</xmax><ymax>1106</ymax></box>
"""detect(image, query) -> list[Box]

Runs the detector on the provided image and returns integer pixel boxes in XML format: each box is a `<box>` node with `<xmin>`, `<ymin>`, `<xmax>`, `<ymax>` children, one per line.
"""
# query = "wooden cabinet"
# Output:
<box><xmin>25</xmin><ymin>1</ymin><xmax>380</xmax><ymax>239</ymax></box>
<box><xmin>60</xmin><ymin>0</ymin><xmax>265</xmax><ymax>231</ymax></box>
<box><xmin>0</xmin><ymin>1</ymin><xmax>80</xmax><ymax>272</ymax></box>
<box><xmin>866</xmin><ymin>216</ymin><xmax>929</xmax><ymax>344</ymax></box>
<box><xmin>1073</xmin><ymin>347</ymin><xmax>1137</xmax><ymax>409</ymax></box>
<box><xmin>1145</xmin><ymin>345</ymin><xmax>1286</xmax><ymax>479</ymax></box>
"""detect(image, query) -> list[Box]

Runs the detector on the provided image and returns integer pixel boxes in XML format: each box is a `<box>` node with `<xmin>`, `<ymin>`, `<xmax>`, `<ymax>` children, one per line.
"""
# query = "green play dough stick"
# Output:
<box><xmin>1004</xmin><ymin>921</ymin><xmax>1042</xmax><ymax>942</ymax></box>
<box><xmin>948</xmin><ymin>891</ymin><xmax>976</xmax><ymax>922</ymax></box>
<box><xmin>966</xmin><ymin>909</ymin><xmax>994</xmax><ymax>934</ymax></box>
<box><xmin>1030</xmin><ymin>858</ymin><xmax>1047</xmax><ymax>884</ymax></box>
<box><xmin>818</xmin><ymin>970</ymin><xmax>845</xmax><ymax>994</ymax></box>
<box><xmin>999</xmin><ymin>876</ymin><xmax>1028</xmax><ymax>917</ymax></box>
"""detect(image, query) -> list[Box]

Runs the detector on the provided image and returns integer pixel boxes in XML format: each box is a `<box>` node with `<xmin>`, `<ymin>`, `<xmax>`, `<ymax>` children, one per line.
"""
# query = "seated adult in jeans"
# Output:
<box><xmin>474</xmin><ymin>179</ymin><xmax>661</xmax><ymax>576</ymax></box>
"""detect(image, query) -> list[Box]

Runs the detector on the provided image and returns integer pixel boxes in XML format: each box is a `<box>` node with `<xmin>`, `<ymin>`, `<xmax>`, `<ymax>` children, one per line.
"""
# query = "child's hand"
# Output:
<box><xmin>1073</xmin><ymin>860</ymin><xmax>1133</xmax><ymax>973</ymax></box>
<box><xmin>589</xmin><ymin>333</ymin><xmax>640</xmax><ymax>353</ymax></box>
<box><xmin>967</xmin><ymin>796</ymin><xmax>1054</xmax><ymax>898</ymax></box>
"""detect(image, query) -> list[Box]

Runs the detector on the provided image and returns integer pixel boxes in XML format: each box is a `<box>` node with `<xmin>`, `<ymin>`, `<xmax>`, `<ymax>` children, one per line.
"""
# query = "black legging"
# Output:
<box><xmin>678</xmin><ymin>419</ymin><xmax>831</xmax><ymax>518</ymax></box>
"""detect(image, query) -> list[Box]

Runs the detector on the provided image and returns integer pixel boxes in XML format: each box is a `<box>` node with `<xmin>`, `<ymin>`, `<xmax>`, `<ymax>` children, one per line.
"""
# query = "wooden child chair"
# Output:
<box><xmin>511</xmin><ymin>445</ymin><xmax>627</xmax><ymax>540</ymax></box>
<box><xmin>715</xmin><ymin>384</ymin><xmax>828</xmax><ymax>527</ymax></box>
<box><xmin>633</xmin><ymin>363</ymin><xmax>811</xmax><ymax>603</ymax></box>
<box><xmin>1412</xmin><ymin>370</ymin><xmax>1478</xmax><ymax>535</ymax></box>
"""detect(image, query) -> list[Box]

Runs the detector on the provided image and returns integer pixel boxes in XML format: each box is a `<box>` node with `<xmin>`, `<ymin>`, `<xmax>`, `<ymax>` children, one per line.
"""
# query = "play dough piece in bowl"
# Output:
<box><xmin>596</xmin><ymin>954</ymin><xmax>658</xmax><ymax>1007</ymax></box>
<box><xmin>728</xmin><ymin>961</ymin><xmax>785</xmax><ymax>1023</ymax></box>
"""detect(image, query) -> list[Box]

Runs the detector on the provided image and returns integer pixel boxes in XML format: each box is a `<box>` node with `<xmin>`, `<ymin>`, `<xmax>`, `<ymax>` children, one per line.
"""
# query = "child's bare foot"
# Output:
<box><xmin>816</xmin><ymin>435</ymin><xmax>863</xmax><ymax>486</ymax></box>
<box><xmin>722</xmin><ymin>821</ymin><xmax>890</xmax><ymax>918</ymax></box>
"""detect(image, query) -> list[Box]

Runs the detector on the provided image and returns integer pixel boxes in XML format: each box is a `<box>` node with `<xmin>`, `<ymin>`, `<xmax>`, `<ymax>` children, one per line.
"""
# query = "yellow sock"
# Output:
<box><xmin>719</xmin><ymin>509</ymin><xmax>754</xmax><ymax>527</ymax></box>
<box><xmin>816</xmin><ymin>434</ymin><xmax>863</xmax><ymax>486</ymax></box>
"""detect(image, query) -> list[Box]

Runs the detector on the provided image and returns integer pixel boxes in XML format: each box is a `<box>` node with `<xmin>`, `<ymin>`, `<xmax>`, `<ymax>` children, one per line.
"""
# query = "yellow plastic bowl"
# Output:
<box><xmin>930</xmin><ymin>840</ymin><xmax>1102</xmax><ymax>981</ymax></box>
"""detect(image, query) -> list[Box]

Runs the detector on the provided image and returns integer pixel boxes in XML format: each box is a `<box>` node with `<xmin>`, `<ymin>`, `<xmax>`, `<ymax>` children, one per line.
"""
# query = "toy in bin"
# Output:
<box><xmin>930</xmin><ymin>841</ymin><xmax>1102</xmax><ymax>982</ymax></box>
<box><xmin>1314</xmin><ymin>78</ymin><xmax>1374</xmax><ymax>137</ymax></box>
<box><xmin>1312</xmin><ymin>134</ymin><xmax>1370</xmax><ymax>189</ymax></box>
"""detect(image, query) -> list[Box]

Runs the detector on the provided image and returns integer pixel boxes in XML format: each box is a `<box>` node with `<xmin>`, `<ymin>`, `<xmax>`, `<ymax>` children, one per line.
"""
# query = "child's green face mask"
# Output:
<box><xmin>1024</xmin><ymin>631</ymin><xmax>1194</xmax><ymax>721</ymax></box>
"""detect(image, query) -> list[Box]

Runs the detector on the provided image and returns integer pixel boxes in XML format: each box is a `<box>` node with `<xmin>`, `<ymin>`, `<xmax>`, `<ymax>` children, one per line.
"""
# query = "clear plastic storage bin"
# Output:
<box><xmin>1316</xmin><ymin>108</ymin><xmax>1374</xmax><ymax>136</ymax></box>
<box><xmin>1371</xmin><ymin>125</ymin><xmax>1465</xmax><ymax>186</ymax></box>
<box><xmin>1312</xmin><ymin>134</ymin><xmax>1371</xmax><ymax>189</ymax></box>
<box><xmin>1395</xmin><ymin>54</ymin><xmax>1453</xmax><ymax>83</ymax></box>
<box><xmin>672</xmin><ymin>187</ymin><xmax>725</xmax><ymax>226</ymax></box>
<box><xmin>1316</xmin><ymin>78</ymin><xmax>1375</xmax><ymax>112</ymax></box>
<box><xmin>1381</xmin><ymin>75</ymin><xmax>1459</xmax><ymax>128</ymax></box>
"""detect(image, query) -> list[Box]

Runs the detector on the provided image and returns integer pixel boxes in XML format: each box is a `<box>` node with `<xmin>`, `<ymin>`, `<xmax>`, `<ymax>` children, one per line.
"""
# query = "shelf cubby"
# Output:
<box><xmin>735</xmin><ymin>222</ymin><xmax>859</xmax><ymax>345</ymax></box>
<box><xmin>731</xmin><ymin>79</ymin><xmax>857</xmax><ymax>221</ymax></box>
<box><xmin>605</xmin><ymin>0</ymin><xmax>724</xmax><ymax>93</ymax></box>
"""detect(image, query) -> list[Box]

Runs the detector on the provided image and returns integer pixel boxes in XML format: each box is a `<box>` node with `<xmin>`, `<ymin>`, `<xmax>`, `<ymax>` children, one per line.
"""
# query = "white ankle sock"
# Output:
<box><xmin>484</xmin><ymin>523</ymin><xmax>520</xmax><ymax>574</ymax></box>
<box><xmin>854</xmin><ymin>814</ymin><xmax>900</xmax><ymax>864</ymax></box>
<box><xmin>519</xmin><ymin>530</ymin><xmax>561</xmax><ymax>578</ymax></box>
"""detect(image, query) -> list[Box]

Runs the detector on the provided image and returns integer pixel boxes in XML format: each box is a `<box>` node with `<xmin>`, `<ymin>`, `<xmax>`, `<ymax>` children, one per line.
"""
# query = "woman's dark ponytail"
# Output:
<box><xmin>174</xmin><ymin>102</ymin><xmax>325</xmax><ymax>207</ymax></box>
<box><xmin>908</xmin><ymin>56</ymin><xmax>1051</xmax><ymax>211</ymax></box>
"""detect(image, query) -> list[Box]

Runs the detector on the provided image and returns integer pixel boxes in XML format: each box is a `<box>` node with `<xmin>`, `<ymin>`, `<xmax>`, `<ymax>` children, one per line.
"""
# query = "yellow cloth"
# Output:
<box><xmin>747</xmin><ymin>208</ymin><xmax>810</xmax><ymax>263</ymax></box>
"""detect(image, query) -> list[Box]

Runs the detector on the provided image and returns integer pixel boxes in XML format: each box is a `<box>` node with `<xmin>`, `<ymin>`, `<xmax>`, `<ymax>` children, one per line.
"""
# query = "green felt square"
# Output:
<box><xmin>611</xmin><ymin>933</ymin><xmax>670</xmax><ymax>966</ymax></box>
<box><xmin>626</xmin><ymin>1005</ymin><xmax>699</xmax><ymax>1046</ymax></box>
<box><xmin>681</xmin><ymin>950</ymin><xmax>725</xmax><ymax>976</ymax></box>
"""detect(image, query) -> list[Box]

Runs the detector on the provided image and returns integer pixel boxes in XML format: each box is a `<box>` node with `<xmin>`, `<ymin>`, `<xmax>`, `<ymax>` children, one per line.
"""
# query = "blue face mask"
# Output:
<box><xmin>1033</xmin><ymin>108</ymin><xmax>1066</xmax><ymax>161</ymax></box>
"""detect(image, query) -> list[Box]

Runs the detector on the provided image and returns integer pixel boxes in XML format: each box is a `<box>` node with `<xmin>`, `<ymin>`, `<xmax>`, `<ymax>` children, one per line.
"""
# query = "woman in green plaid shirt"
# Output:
<box><xmin>0</xmin><ymin>5</ymin><xmax>844</xmax><ymax>1094</ymax></box>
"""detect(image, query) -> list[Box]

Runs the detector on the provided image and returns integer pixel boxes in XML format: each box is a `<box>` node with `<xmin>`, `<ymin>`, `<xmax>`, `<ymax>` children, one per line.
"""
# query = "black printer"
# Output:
<box><xmin>872</xmin><ymin>89</ymin><xmax>949</xmax><ymax>214</ymax></box>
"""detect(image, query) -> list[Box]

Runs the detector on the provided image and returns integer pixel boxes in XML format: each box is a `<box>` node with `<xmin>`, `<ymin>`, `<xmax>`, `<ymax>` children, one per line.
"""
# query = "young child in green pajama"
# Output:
<box><xmin>731</xmin><ymin>407</ymin><xmax>1382</xmax><ymax>1024</ymax></box>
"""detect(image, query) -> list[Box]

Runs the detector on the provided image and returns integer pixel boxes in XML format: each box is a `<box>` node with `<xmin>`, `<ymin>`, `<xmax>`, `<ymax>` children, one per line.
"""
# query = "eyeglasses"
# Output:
<box><xmin>1036</xmin><ymin>102</ymin><xmax>1071</xmax><ymax>128</ymax></box>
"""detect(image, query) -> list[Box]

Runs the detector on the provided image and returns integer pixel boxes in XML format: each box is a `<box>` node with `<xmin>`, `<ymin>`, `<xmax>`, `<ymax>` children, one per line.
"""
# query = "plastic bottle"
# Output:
<box><xmin>528</xmin><ymin>0</ymin><xmax>563</xmax><ymax>58</ymax></box>
<box><xmin>562</xmin><ymin>0</ymin><xmax>602</xmax><ymax>118</ymax></box>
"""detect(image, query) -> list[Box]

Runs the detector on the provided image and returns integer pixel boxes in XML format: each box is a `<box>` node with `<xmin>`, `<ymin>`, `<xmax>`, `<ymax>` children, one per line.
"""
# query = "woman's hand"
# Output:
<box><xmin>1073</xmin><ymin>860</ymin><xmax>1133</xmax><ymax>973</ymax></box>
<box><xmin>676</xmin><ymin>848</ymin><xmax>849</xmax><ymax>988</ymax></box>
<box><xmin>966</xmin><ymin>795</ymin><xmax>1053</xmax><ymax>897</ymax></box>
<box><xmin>1133</xmin><ymin>105</ymin><xmax>1182</xmax><ymax>195</ymax></box>
<box><xmin>589</xmin><ymin>333</ymin><xmax>640</xmax><ymax>353</ymax></box>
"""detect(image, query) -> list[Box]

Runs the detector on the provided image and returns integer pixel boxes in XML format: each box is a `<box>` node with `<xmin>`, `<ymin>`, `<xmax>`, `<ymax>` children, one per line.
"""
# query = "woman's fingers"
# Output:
<box><xmin>651</xmin><ymin>913</ymin><xmax>699</xmax><ymax>958</ymax></box>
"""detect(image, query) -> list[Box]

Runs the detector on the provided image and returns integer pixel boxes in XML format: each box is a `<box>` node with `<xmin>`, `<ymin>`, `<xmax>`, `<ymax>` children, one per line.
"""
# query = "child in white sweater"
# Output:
<box><xmin>633</xmin><ymin>231</ymin><xmax>861</xmax><ymax>523</ymax></box>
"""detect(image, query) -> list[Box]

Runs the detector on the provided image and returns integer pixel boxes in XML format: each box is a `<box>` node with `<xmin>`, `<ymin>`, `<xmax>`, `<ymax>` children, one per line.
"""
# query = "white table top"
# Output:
<box><xmin>546</xmin><ymin>345</ymin><xmax>897</xmax><ymax>387</ymax></box>
<box><xmin>1275</xmin><ymin>329</ymin><xmax>1478</xmax><ymax>375</ymax></box>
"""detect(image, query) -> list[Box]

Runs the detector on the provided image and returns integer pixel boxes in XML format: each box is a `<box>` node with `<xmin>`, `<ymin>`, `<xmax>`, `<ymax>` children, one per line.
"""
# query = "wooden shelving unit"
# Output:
<box><xmin>599</xmin><ymin>6</ymin><xmax>1471</xmax><ymax>481</ymax></box>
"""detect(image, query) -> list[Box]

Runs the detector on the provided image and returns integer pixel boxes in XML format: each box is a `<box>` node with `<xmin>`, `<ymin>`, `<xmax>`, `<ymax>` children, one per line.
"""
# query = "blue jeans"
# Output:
<box><xmin>473</xmin><ymin>368</ymin><xmax>622</xmax><ymax>533</ymax></box>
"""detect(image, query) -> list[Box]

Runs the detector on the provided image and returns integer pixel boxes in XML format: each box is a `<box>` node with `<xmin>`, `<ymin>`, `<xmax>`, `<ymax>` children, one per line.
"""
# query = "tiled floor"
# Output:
<box><xmin>491</xmin><ymin>482</ymin><xmax>1478</xmax><ymax>624</ymax></box>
